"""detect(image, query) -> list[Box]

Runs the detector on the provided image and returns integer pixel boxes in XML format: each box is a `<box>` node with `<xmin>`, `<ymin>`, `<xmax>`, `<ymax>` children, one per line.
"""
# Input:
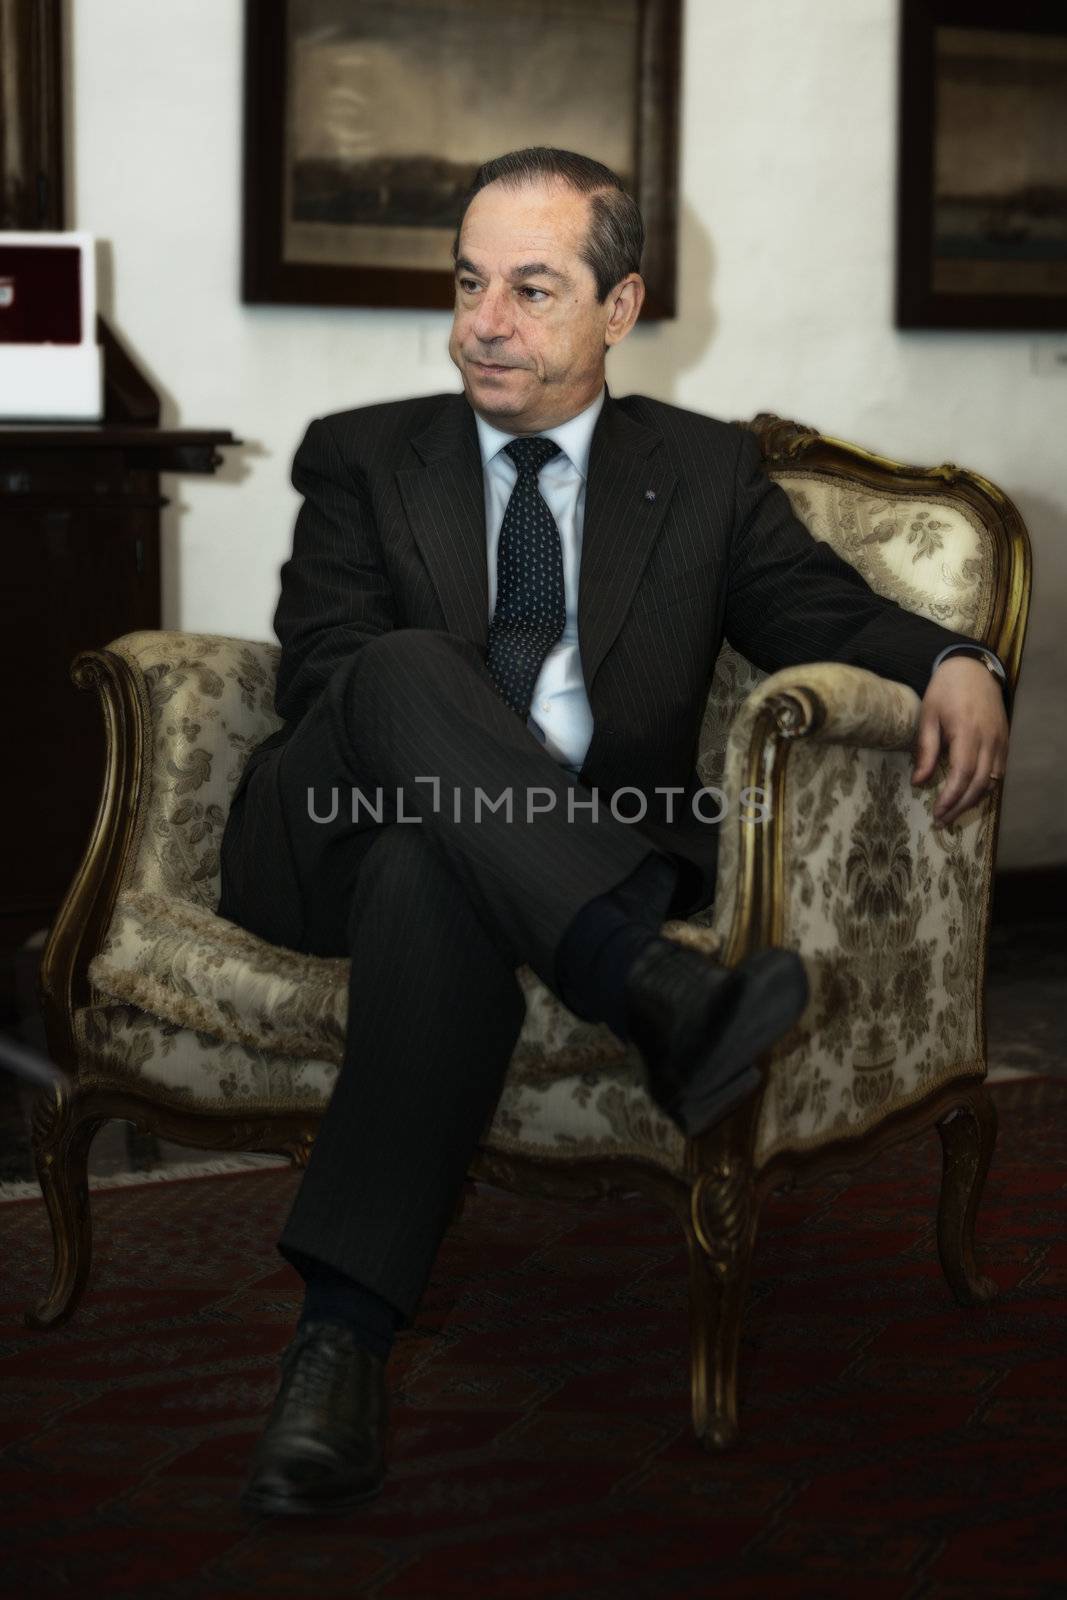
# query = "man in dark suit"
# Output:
<box><xmin>223</xmin><ymin>148</ymin><xmax>1009</xmax><ymax>1517</ymax></box>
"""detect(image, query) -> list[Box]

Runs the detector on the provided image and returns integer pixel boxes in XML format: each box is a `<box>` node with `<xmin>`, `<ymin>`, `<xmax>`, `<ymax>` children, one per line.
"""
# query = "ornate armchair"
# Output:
<box><xmin>31</xmin><ymin>415</ymin><xmax>1030</xmax><ymax>1450</ymax></box>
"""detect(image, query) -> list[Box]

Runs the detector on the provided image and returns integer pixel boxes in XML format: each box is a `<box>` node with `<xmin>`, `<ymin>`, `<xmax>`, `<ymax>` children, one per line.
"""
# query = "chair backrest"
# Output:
<box><xmin>695</xmin><ymin>413</ymin><xmax>1020</xmax><ymax>789</ymax></box>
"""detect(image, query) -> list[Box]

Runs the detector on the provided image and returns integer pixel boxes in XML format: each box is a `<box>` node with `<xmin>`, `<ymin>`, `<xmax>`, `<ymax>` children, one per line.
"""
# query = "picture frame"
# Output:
<box><xmin>0</xmin><ymin>0</ymin><xmax>64</xmax><ymax>230</ymax></box>
<box><xmin>896</xmin><ymin>0</ymin><xmax>1067</xmax><ymax>330</ymax></box>
<box><xmin>242</xmin><ymin>0</ymin><xmax>681</xmax><ymax>318</ymax></box>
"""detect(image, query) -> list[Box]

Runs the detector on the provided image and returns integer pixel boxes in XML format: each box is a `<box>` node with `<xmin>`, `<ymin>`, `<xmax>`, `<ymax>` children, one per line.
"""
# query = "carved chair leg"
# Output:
<box><xmin>937</xmin><ymin>1084</ymin><xmax>998</xmax><ymax>1307</ymax></box>
<box><xmin>25</xmin><ymin>1083</ymin><xmax>104</xmax><ymax>1330</ymax></box>
<box><xmin>684</xmin><ymin>1157</ymin><xmax>759</xmax><ymax>1451</ymax></box>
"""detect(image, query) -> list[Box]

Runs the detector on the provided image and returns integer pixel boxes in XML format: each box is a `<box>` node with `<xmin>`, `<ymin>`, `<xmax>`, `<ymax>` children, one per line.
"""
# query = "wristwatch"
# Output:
<box><xmin>935</xmin><ymin>645</ymin><xmax>1007</xmax><ymax>684</ymax></box>
<box><xmin>973</xmin><ymin>649</ymin><xmax>1007</xmax><ymax>685</ymax></box>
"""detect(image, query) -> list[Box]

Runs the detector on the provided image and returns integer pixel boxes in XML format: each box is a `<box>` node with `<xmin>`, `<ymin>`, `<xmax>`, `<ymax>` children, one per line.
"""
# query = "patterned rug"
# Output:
<box><xmin>1</xmin><ymin>1079</ymin><xmax>1064</xmax><ymax>1600</ymax></box>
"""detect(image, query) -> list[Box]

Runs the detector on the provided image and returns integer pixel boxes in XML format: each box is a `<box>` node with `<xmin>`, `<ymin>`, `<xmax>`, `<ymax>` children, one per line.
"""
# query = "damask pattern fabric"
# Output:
<box><xmin>108</xmin><ymin>631</ymin><xmax>283</xmax><ymax>906</ymax></box>
<box><xmin>774</xmin><ymin>473</ymin><xmax>995</xmax><ymax>639</ymax></box>
<box><xmin>698</xmin><ymin>662</ymin><xmax>990</xmax><ymax>1160</ymax></box>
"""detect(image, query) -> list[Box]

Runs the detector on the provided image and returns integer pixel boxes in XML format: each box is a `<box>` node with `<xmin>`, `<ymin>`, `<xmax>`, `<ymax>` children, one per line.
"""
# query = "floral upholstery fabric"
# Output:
<box><xmin>762</xmin><ymin>739</ymin><xmax>991</xmax><ymax>1158</ymax></box>
<box><xmin>86</xmin><ymin>884</ymin><xmax>716</xmax><ymax>1176</ymax></box>
<box><xmin>774</xmin><ymin>473</ymin><xmax>996</xmax><ymax>638</ymax></box>
<box><xmin>84</xmin><ymin>893</ymin><xmax>721</xmax><ymax>1176</ymax></box>
<box><xmin>90</xmin><ymin>891</ymin><xmax>350</xmax><ymax>1064</ymax></box>
<box><xmin>85</xmin><ymin>476</ymin><xmax>999</xmax><ymax>1170</ymax></box>
<box><xmin>108</xmin><ymin>631</ymin><xmax>284</xmax><ymax>907</ymax></box>
<box><xmin>74</xmin><ymin>992</ymin><xmax>689</xmax><ymax>1175</ymax></box>
<box><xmin>700</xmin><ymin>663</ymin><xmax>991</xmax><ymax>1160</ymax></box>
<box><xmin>76</xmin><ymin>1001</ymin><xmax>339</xmax><ymax>1113</ymax></box>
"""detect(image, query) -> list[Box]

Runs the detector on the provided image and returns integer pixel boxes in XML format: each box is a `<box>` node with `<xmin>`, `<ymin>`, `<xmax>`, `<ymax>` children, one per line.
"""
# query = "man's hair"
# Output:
<box><xmin>452</xmin><ymin>146</ymin><xmax>645</xmax><ymax>302</ymax></box>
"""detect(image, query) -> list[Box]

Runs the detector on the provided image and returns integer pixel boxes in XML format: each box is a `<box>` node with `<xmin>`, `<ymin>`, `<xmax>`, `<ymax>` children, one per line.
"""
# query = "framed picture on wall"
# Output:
<box><xmin>896</xmin><ymin>0</ymin><xmax>1067</xmax><ymax>329</ymax></box>
<box><xmin>242</xmin><ymin>0</ymin><xmax>681</xmax><ymax>317</ymax></box>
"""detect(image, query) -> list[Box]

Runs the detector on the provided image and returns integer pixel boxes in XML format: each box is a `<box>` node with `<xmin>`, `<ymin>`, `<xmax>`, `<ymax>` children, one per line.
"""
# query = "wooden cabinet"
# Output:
<box><xmin>0</xmin><ymin>320</ymin><xmax>237</xmax><ymax>987</ymax></box>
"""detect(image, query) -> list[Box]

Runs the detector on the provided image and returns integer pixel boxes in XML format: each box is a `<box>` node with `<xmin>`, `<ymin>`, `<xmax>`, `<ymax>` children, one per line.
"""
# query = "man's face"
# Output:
<box><xmin>448</xmin><ymin>178</ymin><xmax>642</xmax><ymax>434</ymax></box>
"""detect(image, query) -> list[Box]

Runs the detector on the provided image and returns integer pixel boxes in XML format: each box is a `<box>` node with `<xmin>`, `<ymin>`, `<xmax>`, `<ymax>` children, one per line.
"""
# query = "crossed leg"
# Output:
<box><xmin>219</xmin><ymin>628</ymin><xmax>673</xmax><ymax>1320</ymax></box>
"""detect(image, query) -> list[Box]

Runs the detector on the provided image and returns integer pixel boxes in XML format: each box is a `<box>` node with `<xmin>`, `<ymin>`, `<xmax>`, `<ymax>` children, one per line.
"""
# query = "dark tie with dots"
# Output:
<box><xmin>486</xmin><ymin>436</ymin><xmax>565</xmax><ymax>720</ymax></box>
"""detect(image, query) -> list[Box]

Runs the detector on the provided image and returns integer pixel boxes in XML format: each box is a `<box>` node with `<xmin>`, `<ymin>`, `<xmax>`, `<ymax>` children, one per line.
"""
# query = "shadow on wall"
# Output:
<box><xmin>990</xmin><ymin>485</ymin><xmax>1065</xmax><ymax>870</ymax></box>
<box><xmin>92</xmin><ymin>238</ymin><xmax>181</xmax><ymax>426</ymax></box>
<box><xmin>609</xmin><ymin>201</ymin><xmax>717</xmax><ymax>404</ymax></box>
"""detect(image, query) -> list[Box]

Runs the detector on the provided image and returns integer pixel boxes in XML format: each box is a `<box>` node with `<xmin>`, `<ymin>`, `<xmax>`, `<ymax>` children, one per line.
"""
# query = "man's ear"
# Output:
<box><xmin>604</xmin><ymin>274</ymin><xmax>645</xmax><ymax>347</ymax></box>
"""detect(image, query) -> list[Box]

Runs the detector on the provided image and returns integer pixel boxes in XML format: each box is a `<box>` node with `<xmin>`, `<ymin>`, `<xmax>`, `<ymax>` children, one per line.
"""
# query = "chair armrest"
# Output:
<box><xmin>701</xmin><ymin>659</ymin><xmax>998</xmax><ymax>1166</ymax></box>
<box><xmin>38</xmin><ymin>631</ymin><xmax>280</xmax><ymax>1069</ymax></box>
<box><xmin>705</xmin><ymin>664</ymin><xmax>922</xmax><ymax>959</ymax></box>
<box><xmin>726</xmin><ymin>661</ymin><xmax>921</xmax><ymax>755</ymax></box>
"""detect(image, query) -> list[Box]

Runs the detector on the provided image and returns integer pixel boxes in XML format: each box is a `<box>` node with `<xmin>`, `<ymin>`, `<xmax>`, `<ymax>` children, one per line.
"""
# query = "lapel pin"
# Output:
<box><xmin>645</xmin><ymin>489</ymin><xmax>657</xmax><ymax>502</ymax></box>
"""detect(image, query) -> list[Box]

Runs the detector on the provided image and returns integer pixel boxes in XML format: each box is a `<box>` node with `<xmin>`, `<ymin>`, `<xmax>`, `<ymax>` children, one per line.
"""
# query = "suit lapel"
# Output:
<box><xmin>396</xmin><ymin>395</ymin><xmax>489</xmax><ymax>650</ymax></box>
<box><xmin>394</xmin><ymin>391</ymin><xmax>677</xmax><ymax>685</ymax></box>
<box><xmin>578</xmin><ymin>395</ymin><xmax>677</xmax><ymax>693</ymax></box>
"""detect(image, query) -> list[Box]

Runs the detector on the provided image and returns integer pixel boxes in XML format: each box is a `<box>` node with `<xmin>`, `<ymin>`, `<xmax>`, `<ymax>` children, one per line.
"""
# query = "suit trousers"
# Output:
<box><xmin>217</xmin><ymin>628</ymin><xmax>700</xmax><ymax>1322</ymax></box>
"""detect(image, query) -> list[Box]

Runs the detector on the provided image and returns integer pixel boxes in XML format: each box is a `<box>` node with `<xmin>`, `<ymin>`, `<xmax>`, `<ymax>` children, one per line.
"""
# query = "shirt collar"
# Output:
<box><xmin>474</xmin><ymin>386</ymin><xmax>606</xmax><ymax>479</ymax></box>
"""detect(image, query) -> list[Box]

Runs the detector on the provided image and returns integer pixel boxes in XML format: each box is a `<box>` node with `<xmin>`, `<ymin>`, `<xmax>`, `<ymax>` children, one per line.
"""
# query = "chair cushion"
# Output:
<box><xmin>74</xmin><ymin>997</ymin><xmax>691</xmax><ymax>1172</ymax></box>
<box><xmin>85</xmin><ymin>891</ymin><xmax>724</xmax><ymax>1171</ymax></box>
<box><xmin>90</xmin><ymin>891</ymin><xmax>350</xmax><ymax>1063</ymax></box>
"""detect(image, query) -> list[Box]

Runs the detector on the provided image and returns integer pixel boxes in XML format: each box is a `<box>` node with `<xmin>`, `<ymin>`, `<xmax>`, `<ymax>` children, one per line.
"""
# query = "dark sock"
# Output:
<box><xmin>605</xmin><ymin>850</ymin><xmax>681</xmax><ymax>925</ymax></box>
<box><xmin>286</xmin><ymin>1248</ymin><xmax>402</xmax><ymax>1363</ymax></box>
<box><xmin>555</xmin><ymin>851</ymin><xmax>680</xmax><ymax>1041</ymax></box>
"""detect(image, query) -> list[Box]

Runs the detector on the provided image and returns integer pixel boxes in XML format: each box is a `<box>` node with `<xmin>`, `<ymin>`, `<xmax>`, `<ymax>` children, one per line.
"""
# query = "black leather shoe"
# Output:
<box><xmin>240</xmin><ymin>1320</ymin><xmax>388</xmax><ymax>1517</ymax></box>
<box><xmin>623</xmin><ymin>939</ymin><xmax>809</xmax><ymax>1137</ymax></box>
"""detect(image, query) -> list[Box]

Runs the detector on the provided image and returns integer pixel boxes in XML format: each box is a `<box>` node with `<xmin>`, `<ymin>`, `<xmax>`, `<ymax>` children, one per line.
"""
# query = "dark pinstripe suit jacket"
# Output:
<box><xmin>234</xmin><ymin>390</ymin><xmax>979</xmax><ymax>901</ymax></box>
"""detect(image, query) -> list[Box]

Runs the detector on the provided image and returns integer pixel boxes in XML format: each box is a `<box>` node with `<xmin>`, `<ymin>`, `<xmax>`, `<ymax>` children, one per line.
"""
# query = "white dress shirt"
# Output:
<box><xmin>475</xmin><ymin>388</ymin><xmax>605</xmax><ymax>775</ymax></box>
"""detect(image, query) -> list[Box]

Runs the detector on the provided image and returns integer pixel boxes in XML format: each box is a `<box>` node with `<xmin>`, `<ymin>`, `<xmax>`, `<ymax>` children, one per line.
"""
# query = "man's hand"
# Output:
<box><xmin>911</xmin><ymin>656</ymin><xmax>1010</xmax><ymax>826</ymax></box>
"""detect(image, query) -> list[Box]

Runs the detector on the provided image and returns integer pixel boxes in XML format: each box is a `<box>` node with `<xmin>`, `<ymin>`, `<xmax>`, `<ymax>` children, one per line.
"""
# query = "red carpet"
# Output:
<box><xmin>1</xmin><ymin>1079</ymin><xmax>1064</xmax><ymax>1599</ymax></box>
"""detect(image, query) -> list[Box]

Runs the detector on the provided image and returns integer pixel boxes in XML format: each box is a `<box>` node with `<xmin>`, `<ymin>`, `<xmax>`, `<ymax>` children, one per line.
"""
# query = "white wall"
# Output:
<box><xmin>70</xmin><ymin>0</ymin><xmax>1066</xmax><ymax>868</ymax></box>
